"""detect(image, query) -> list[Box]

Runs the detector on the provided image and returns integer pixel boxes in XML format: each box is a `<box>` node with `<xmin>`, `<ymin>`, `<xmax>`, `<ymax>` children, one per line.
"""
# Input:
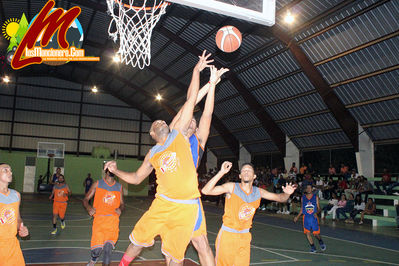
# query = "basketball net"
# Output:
<box><xmin>106</xmin><ymin>0</ymin><xmax>168</xmax><ymax>69</ymax></box>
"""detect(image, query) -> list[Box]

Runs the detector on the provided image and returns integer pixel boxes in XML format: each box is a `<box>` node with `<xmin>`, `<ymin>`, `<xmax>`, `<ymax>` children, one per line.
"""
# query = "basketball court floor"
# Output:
<box><xmin>20</xmin><ymin>194</ymin><xmax>399</xmax><ymax>265</ymax></box>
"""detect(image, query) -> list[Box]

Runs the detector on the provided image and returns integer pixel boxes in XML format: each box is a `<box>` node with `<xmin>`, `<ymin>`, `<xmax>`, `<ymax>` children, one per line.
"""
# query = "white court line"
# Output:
<box><xmin>251</xmin><ymin>245</ymin><xmax>298</xmax><ymax>261</ymax></box>
<box><xmin>264</xmin><ymin>247</ymin><xmax>399</xmax><ymax>266</ymax></box>
<box><xmin>250</xmin><ymin>259</ymin><xmax>298</xmax><ymax>265</ymax></box>
<box><xmin>252</xmin><ymin>219</ymin><xmax>399</xmax><ymax>254</ymax></box>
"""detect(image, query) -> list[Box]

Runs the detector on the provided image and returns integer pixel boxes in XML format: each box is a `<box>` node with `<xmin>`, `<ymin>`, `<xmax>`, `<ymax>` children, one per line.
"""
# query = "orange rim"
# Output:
<box><xmin>114</xmin><ymin>0</ymin><xmax>170</xmax><ymax>10</ymax></box>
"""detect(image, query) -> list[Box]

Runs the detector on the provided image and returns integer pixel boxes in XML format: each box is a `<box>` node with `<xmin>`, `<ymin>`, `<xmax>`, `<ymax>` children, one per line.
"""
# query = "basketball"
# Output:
<box><xmin>215</xmin><ymin>25</ymin><xmax>242</xmax><ymax>53</ymax></box>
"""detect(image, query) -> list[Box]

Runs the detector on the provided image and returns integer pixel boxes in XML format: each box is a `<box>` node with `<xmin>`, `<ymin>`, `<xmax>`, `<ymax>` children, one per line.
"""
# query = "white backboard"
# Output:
<box><xmin>168</xmin><ymin>0</ymin><xmax>275</xmax><ymax>26</ymax></box>
<box><xmin>37</xmin><ymin>142</ymin><xmax>65</xmax><ymax>159</ymax></box>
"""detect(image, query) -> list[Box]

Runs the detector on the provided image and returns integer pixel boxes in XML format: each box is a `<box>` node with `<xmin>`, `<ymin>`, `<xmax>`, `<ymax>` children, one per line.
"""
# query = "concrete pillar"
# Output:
<box><xmin>238</xmin><ymin>143</ymin><xmax>251</xmax><ymax>169</ymax></box>
<box><xmin>23</xmin><ymin>157</ymin><xmax>36</xmax><ymax>193</ymax></box>
<box><xmin>206</xmin><ymin>149</ymin><xmax>217</xmax><ymax>171</ymax></box>
<box><xmin>356</xmin><ymin>124</ymin><xmax>374</xmax><ymax>178</ymax></box>
<box><xmin>284</xmin><ymin>136</ymin><xmax>299</xmax><ymax>171</ymax></box>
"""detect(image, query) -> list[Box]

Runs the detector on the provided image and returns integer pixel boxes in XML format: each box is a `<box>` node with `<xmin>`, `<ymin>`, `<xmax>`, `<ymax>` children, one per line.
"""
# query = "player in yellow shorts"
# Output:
<box><xmin>49</xmin><ymin>174</ymin><xmax>71</xmax><ymax>235</ymax></box>
<box><xmin>106</xmin><ymin>50</ymin><xmax>213</xmax><ymax>266</ymax></box>
<box><xmin>202</xmin><ymin>162</ymin><xmax>297</xmax><ymax>266</ymax></box>
<box><xmin>168</xmin><ymin>65</ymin><xmax>228</xmax><ymax>265</ymax></box>
<box><xmin>0</xmin><ymin>163</ymin><xmax>29</xmax><ymax>266</ymax></box>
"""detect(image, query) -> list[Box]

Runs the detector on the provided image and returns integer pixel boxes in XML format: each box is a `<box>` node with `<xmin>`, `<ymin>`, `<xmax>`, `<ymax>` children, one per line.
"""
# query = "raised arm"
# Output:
<box><xmin>197</xmin><ymin>67</ymin><xmax>229</xmax><ymax>146</ymax></box>
<box><xmin>259</xmin><ymin>182</ymin><xmax>297</xmax><ymax>203</ymax></box>
<box><xmin>104</xmin><ymin>151</ymin><xmax>153</xmax><ymax>185</ymax></box>
<box><xmin>202</xmin><ymin>161</ymin><xmax>234</xmax><ymax>196</ymax></box>
<box><xmin>171</xmin><ymin>50</ymin><xmax>213</xmax><ymax>133</ymax></box>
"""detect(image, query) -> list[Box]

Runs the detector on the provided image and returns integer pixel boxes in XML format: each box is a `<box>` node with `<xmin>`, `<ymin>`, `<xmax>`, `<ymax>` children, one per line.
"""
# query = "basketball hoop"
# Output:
<box><xmin>106</xmin><ymin>0</ymin><xmax>169</xmax><ymax>69</ymax></box>
<box><xmin>48</xmin><ymin>153</ymin><xmax>55</xmax><ymax>158</ymax></box>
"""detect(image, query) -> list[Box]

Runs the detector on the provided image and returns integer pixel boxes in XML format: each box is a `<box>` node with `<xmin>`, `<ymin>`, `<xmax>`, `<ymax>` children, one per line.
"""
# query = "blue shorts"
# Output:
<box><xmin>303</xmin><ymin>215</ymin><xmax>320</xmax><ymax>234</ymax></box>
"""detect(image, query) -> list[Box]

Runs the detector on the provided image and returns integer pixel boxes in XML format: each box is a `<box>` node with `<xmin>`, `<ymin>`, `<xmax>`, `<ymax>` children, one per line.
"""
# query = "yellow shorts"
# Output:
<box><xmin>53</xmin><ymin>202</ymin><xmax>67</xmax><ymax>219</ymax></box>
<box><xmin>91</xmin><ymin>215</ymin><xmax>120</xmax><ymax>249</ymax></box>
<box><xmin>192</xmin><ymin>199</ymin><xmax>207</xmax><ymax>238</ymax></box>
<box><xmin>215</xmin><ymin>228</ymin><xmax>252</xmax><ymax>266</ymax></box>
<box><xmin>130</xmin><ymin>196</ymin><xmax>199</xmax><ymax>263</ymax></box>
<box><xmin>0</xmin><ymin>237</ymin><xmax>25</xmax><ymax>266</ymax></box>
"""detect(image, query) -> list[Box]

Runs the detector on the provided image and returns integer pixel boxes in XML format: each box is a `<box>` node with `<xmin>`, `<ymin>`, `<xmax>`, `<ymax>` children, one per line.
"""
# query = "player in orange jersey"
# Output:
<box><xmin>0</xmin><ymin>163</ymin><xmax>29</xmax><ymax>266</ymax></box>
<box><xmin>168</xmin><ymin>65</ymin><xmax>228</xmax><ymax>266</ymax></box>
<box><xmin>105</xmin><ymin>50</ymin><xmax>213</xmax><ymax>266</ymax></box>
<box><xmin>84</xmin><ymin>168</ymin><xmax>124</xmax><ymax>266</ymax></box>
<box><xmin>202</xmin><ymin>162</ymin><xmax>297</xmax><ymax>266</ymax></box>
<box><xmin>49</xmin><ymin>174</ymin><xmax>71</xmax><ymax>235</ymax></box>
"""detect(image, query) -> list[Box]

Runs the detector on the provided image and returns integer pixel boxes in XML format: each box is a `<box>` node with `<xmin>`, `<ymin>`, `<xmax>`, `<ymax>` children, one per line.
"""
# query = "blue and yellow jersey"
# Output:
<box><xmin>189</xmin><ymin>133</ymin><xmax>204</xmax><ymax>169</ymax></box>
<box><xmin>150</xmin><ymin>129</ymin><xmax>200</xmax><ymax>200</ymax></box>
<box><xmin>302</xmin><ymin>194</ymin><xmax>317</xmax><ymax>217</ymax></box>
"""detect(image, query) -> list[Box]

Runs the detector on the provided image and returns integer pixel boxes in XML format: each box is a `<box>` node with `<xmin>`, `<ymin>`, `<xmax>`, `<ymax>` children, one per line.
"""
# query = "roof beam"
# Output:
<box><xmin>147</xmin><ymin>64</ymin><xmax>240</xmax><ymax>158</ymax></box>
<box><xmin>273</xmin><ymin>26</ymin><xmax>359</xmax><ymax>151</ymax></box>
<box><xmin>153</xmin><ymin>27</ymin><xmax>288</xmax><ymax>156</ymax></box>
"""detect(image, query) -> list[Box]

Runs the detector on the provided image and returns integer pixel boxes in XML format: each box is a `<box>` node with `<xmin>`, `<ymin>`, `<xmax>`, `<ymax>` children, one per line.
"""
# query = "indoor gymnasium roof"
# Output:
<box><xmin>1</xmin><ymin>0</ymin><xmax>399</xmax><ymax>159</ymax></box>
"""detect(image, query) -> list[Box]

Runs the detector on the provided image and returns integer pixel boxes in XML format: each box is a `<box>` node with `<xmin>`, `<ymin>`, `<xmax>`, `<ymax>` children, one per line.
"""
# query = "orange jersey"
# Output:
<box><xmin>222</xmin><ymin>183</ymin><xmax>261</xmax><ymax>231</ymax></box>
<box><xmin>150</xmin><ymin>129</ymin><xmax>200</xmax><ymax>200</ymax></box>
<box><xmin>93</xmin><ymin>178</ymin><xmax>122</xmax><ymax>217</ymax></box>
<box><xmin>53</xmin><ymin>184</ymin><xmax>69</xmax><ymax>203</ymax></box>
<box><xmin>0</xmin><ymin>189</ymin><xmax>19</xmax><ymax>240</ymax></box>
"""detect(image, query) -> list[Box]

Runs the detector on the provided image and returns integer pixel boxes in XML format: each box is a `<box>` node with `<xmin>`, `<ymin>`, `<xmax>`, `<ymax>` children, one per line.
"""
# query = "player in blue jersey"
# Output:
<box><xmin>294</xmin><ymin>184</ymin><xmax>326</xmax><ymax>253</ymax></box>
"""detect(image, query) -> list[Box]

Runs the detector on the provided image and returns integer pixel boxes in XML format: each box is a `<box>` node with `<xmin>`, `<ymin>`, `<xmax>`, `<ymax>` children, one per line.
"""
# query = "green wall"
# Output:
<box><xmin>0</xmin><ymin>150</ymin><xmax>147</xmax><ymax>196</ymax></box>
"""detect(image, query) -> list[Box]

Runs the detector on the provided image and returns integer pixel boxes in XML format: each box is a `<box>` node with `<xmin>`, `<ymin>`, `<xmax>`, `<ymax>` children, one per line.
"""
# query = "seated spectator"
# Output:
<box><xmin>322</xmin><ymin>177</ymin><xmax>330</xmax><ymax>199</ymax></box>
<box><xmin>346</xmin><ymin>194</ymin><xmax>365</xmax><ymax>223</ymax></box>
<box><xmin>340</xmin><ymin>164</ymin><xmax>350</xmax><ymax>180</ymax></box>
<box><xmin>328</xmin><ymin>194</ymin><xmax>347</xmax><ymax>221</ymax></box>
<box><xmin>359</xmin><ymin>198</ymin><xmax>376</xmax><ymax>224</ymax></box>
<box><xmin>387</xmin><ymin>176</ymin><xmax>399</xmax><ymax>195</ymax></box>
<box><xmin>337</xmin><ymin>177</ymin><xmax>348</xmax><ymax>196</ymax></box>
<box><xmin>375</xmin><ymin>168</ymin><xmax>392</xmax><ymax>194</ymax></box>
<box><xmin>289</xmin><ymin>162</ymin><xmax>298</xmax><ymax>175</ymax></box>
<box><xmin>344</xmin><ymin>179</ymin><xmax>358</xmax><ymax>199</ymax></box>
<box><xmin>307</xmin><ymin>163</ymin><xmax>315</xmax><ymax>176</ymax></box>
<box><xmin>298</xmin><ymin>163</ymin><xmax>307</xmax><ymax>180</ymax></box>
<box><xmin>322</xmin><ymin>193</ymin><xmax>338</xmax><ymax>219</ymax></box>
<box><xmin>358</xmin><ymin>177</ymin><xmax>374</xmax><ymax>201</ymax></box>
<box><xmin>325</xmin><ymin>177</ymin><xmax>337</xmax><ymax>199</ymax></box>
<box><xmin>328</xmin><ymin>164</ymin><xmax>336</xmax><ymax>176</ymax></box>
<box><xmin>315</xmin><ymin>176</ymin><xmax>324</xmax><ymax>200</ymax></box>
<box><xmin>336</xmin><ymin>193</ymin><xmax>354</xmax><ymax>220</ymax></box>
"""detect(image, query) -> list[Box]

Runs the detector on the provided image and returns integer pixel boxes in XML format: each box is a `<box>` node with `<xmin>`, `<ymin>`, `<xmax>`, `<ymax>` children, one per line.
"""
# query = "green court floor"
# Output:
<box><xmin>20</xmin><ymin>195</ymin><xmax>399</xmax><ymax>265</ymax></box>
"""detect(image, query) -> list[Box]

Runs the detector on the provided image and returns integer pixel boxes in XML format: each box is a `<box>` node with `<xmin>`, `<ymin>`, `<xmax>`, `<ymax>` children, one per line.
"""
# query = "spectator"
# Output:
<box><xmin>340</xmin><ymin>164</ymin><xmax>350</xmax><ymax>180</ymax></box>
<box><xmin>299</xmin><ymin>164</ymin><xmax>307</xmax><ymax>178</ymax></box>
<box><xmin>83</xmin><ymin>173</ymin><xmax>93</xmax><ymax>195</ymax></box>
<box><xmin>358</xmin><ymin>177</ymin><xmax>374</xmax><ymax>201</ymax></box>
<box><xmin>328</xmin><ymin>164</ymin><xmax>336</xmax><ymax>176</ymax></box>
<box><xmin>344</xmin><ymin>178</ymin><xmax>358</xmax><ymax>199</ymax></box>
<box><xmin>289</xmin><ymin>162</ymin><xmax>298</xmax><ymax>175</ymax></box>
<box><xmin>328</xmin><ymin>194</ymin><xmax>347</xmax><ymax>221</ymax></box>
<box><xmin>359</xmin><ymin>198</ymin><xmax>376</xmax><ymax>224</ymax></box>
<box><xmin>51</xmin><ymin>167</ymin><xmax>62</xmax><ymax>185</ymax></box>
<box><xmin>336</xmin><ymin>193</ymin><xmax>354</xmax><ymax>220</ymax></box>
<box><xmin>325</xmin><ymin>177</ymin><xmax>337</xmax><ymax>200</ymax></box>
<box><xmin>307</xmin><ymin>163</ymin><xmax>315</xmax><ymax>176</ymax></box>
<box><xmin>387</xmin><ymin>176</ymin><xmax>399</xmax><ymax>195</ymax></box>
<box><xmin>337</xmin><ymin>177</ymin><xmax>348</xmax><ymax>196</ymax></box>
<box><xmin>345</xmin><ymin>194</ymin><xmax>365</xmax><ymax>223</ymax></box>
<box><xmin>375</xmin><ymin>169</ymin><xmax>392</xmax><ymax>194</ymax></box>
<box><xmin>315</xmin><ymin>176</ymin><xmax>324</xmax><ymax>200</ymax></box>
<box><xmin>322</xmin><ymin>193</ymin><xmax>338</xmax><ymax>219</ymax></box>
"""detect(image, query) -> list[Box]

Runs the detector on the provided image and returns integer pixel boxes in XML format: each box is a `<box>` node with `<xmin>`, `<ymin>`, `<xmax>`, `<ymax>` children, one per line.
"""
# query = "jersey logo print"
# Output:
<box><xmin>103</xmin><ymin>192</ymin><xmax>116</xmax><ymax>205</ymax></box>
<box><xmin>238</xmin><ymin>204</ymin><xmax>255</xmax><ymax>221</ymax></box>
<box><xmin>305</xmin><ymin>201</ymin><xmax>315</xmax><ymax>214</ymax></box>
<box><xmin>0</xmin><ymin>208</ymin><xmax>16</xmax><ymax>224</ymax></box>
<box><xmin>159</xmin><ymin>151</ymin><xmax>178</xmax><ymax>173</ymax></box>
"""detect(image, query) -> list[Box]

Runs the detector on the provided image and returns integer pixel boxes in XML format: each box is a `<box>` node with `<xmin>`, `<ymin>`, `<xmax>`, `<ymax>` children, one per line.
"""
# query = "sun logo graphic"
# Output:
<box><xmin>0</xmin><ymin>208</ymin><xmax>16</xmax><ymax>225</ymax></box>
<box><xmin>103</xmin><ymin>192</ymin><xmax>116</xmax><ymax>205</ymax></box>
<box><xmin>159</xmin><ymin>151</ymin><xmax>178</xmax><ymax>173</ymax></box>
<box><xmin>305</xmin><ymin>202</ymin><xmax>315</xmax><ymax>214</ymax></box>
<box><xmin>238</xmin><ymin>204</ymin><xmax>255</xmax><ymax>221</ymax></box>
<box><xmin>2</xmin><ymin>16</ymin><xmax>26</xmax><ymax>65</ymax></box>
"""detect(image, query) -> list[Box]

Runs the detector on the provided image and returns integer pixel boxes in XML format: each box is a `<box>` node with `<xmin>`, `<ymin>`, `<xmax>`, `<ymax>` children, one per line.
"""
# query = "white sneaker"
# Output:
<box><xmin>359</xmin><ymin>221</ymin><xmax>363</xmax><ymax>225</ymax></box>
<box><xmin>285</xmin><ymin>211</ymin><xmax>290</xmax><ymax>215</ymax></box>
<box><xmin>277</xmin><ymin>210</ymin><xmax>282</xmax><ymax>214</ymax></box>
<box><xmin>261</xmin><ymin>207</ymin><xmax>266</xmax><ymax>211</ymax></box>
<box><xmin>392</xmin><ymin>192</ymin><xmax>399</xmax><ymax>196</ymax></box>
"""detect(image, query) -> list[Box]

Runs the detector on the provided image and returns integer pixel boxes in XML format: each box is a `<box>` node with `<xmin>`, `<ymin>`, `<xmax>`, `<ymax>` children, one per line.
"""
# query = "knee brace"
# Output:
<box><xmin>90</xmin><ymin>247</ymin><xmax>103</xmax><ymax>262</ymax></box>
<box><xmin>103</xmin><ymin>242</ymin><xmax>114</xmax><ymax>265</ymax></box>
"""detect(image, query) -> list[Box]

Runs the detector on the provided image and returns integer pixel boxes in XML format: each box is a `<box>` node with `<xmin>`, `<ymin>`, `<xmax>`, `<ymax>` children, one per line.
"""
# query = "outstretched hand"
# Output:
<box><xmin>282</xmin><ymin>182</ymin><xmax>297</xmax><ymax>195</ymax></box>
<box><xmin>210</xmin><ymin>66</ymin><xmax>229</xmax><ymax>85</ymax></box>
<box><xmin>104</xmin><ymin>161</ymin><xmax>117</xmax><ymax>173</ymax></box>
<box><xmin>220</xmin><ymin>161</ymin><xmax>232</xmax><ymax>174</ymax></box>
<box><xmin>195</xmin><ymin>50</ymin><xmax>214</xmax><ymax>72</ymax></box>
